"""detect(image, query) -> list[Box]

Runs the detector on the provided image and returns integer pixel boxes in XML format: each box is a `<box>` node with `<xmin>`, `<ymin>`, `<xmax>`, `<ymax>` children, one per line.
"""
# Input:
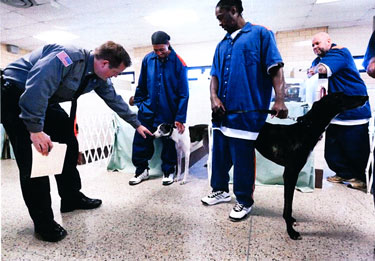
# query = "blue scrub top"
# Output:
<box><xmin>363</xmin><ymin>31</ymin><xmax>375</xmax><ymax>70</ymax></box>
<box><xmin>134</xmin><ymin>48</ymin><xmax>189</xmax><ymax>127</ymax></box>
<box><xmin>312</xmin><ymin>44</ymin><xmax>371</xmax><ymax>120</ymax></box>
<box><xmin>210</xmin><ymin>22</ymin><xmax>283</xmax><ymax>132</ymax></box>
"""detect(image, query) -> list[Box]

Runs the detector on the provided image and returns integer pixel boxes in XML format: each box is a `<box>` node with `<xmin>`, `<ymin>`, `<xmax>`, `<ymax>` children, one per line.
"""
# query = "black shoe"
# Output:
<box><xmin>60</xmin><ymin>193</ymin><xmax>102</xmax><ymax>213</ymax></box>
<box><xmin>34</xmin><ymin>221</ymin><xmax>67</xmax><ymax>242</ymax></box>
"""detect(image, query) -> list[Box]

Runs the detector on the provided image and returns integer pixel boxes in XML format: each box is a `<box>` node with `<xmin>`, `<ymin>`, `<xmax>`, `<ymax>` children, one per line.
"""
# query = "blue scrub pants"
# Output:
<box><xmin>132</xmin><ymin>121</ymin><xmax>176</xmax><ymax>175</ymax></box>
<box><xmin>211</xmin><ymin>129</ymin><xmax>256</xmax><ymax>207</ymax></box>
<box><xmin>325</xmin><ymin>123</ymin><xmax>370</xmax><ymax>182</ymax></box>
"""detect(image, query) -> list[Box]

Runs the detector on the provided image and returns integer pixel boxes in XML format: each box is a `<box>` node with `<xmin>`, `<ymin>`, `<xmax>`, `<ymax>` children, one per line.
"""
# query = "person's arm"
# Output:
<box><xmin>95</xmin><ymin>81</ymin><xmax>152</xmax><ymax>138</ymax></box>
<box><xmin>363</xmin><ymin>31</ymin><xmax>375</xmax><ymax>78</ymax></box>
<box><xmin>19</xmin><ymin>52</ymin><xmax>69</xmax><ymax>155</ymax></box>
<box><xmin>258</xmin><ymin>27</ymin><xmax>288</xmax><ymax>119</ymax></box>
<box><xmin>269</xmin><ymin>66</ymin><xmax>288</xmax><ymax>119</ymax></box>
<box><xmin>308</xmin><ymin>63</ymin><xmax>331</xmax><ymax>78</ymax></box>
<box><xmin>174</xmin><ymin>61</ymin><xmax>189</xmax><ymax>134</ymax></box>
<box><xmin>210</xmin><ymin>75</ymin><xmax>225</xmax><ymax>114</ymax></box>
<box><xmin>367</xmin><ymin>57</ymin><xmax>375</xmax><ymax>78</ymax></box>
<box><xmin>307</xmin><ymin>65</ymin><xmax>319</xmax><ymax>78</ymax></box>
<box><xmin>136</xmin><ymin>125</ymin><xmax>153</xmax><ymax>138</ymax></box>
<box><xmin>316</xmin><ymin>64</ymin><xmax>328</xmax><ymax>74</ymax></box>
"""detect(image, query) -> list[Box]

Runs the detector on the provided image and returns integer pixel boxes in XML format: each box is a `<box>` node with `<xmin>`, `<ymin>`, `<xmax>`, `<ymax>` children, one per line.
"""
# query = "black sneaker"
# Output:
<box><xmin>34</xmin><ymin>221</ymin><xmax>67</xmax><ymax>242</ymax></box>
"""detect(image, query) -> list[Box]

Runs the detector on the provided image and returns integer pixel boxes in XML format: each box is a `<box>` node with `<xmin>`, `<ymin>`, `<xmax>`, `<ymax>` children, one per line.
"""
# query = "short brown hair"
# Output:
<box><xmin>94</xmin><ymin>41</ymin><xmax>132</xmax><ymax>68</ymax></box>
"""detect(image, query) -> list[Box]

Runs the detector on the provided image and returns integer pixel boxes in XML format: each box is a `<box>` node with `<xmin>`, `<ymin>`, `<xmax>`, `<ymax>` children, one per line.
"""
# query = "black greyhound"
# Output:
<box><xmin>255</xmin><ymin>92</ymin><xmax>368</xmax><ymax>240</ymax></box>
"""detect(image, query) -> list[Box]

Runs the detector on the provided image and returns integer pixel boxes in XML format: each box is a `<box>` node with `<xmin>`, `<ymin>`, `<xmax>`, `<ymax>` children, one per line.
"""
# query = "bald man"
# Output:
<box><xmin>308</xmin><ymin>32</ymin><xmax>371</xmax><ymax>190</ymax></box>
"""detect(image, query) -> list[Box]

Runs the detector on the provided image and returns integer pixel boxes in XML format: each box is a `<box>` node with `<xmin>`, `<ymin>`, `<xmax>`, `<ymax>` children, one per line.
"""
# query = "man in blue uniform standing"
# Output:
<box><xmin>129</xmin><ymin>31</ymin><xmax>189</xmax><ymax>186</ymax></box>
<box><xmin>1</xmin><ymin>41</ymin><xmax>152</xmax><ymax>242</ymax></box>
<box><xmin>201</xmin><ymin>0</ymin><xmax>288</xmax><ymax>221</ymax></box>
<box><xmin>308</xmin><ymin>32</ymin><xmax>371</xmax><ymax>190</ymax></box>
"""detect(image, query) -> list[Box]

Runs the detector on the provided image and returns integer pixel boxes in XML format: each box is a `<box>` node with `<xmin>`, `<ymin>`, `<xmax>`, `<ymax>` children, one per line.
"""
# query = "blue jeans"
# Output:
<box><xmin>211</xmin><ymin>130</ymin><xmax>256</xmax><ymax>207</ymax></box>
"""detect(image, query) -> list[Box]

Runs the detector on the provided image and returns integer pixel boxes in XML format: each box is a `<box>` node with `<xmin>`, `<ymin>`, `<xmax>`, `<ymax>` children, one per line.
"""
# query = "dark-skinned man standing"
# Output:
<box><xmin>129</xmin><ymin>31</ymin><xmax>189</xmax><ymax>186</ymax></box>
<box><xmin>201</xmin><ymin>0</ymin><xmax>288</xmax><ymax>221</ymax></box>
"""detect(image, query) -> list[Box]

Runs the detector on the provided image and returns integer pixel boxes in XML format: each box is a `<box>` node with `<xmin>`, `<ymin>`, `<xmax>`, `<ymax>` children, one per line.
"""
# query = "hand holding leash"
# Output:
<box><xmin>271</xmin><ymin>100</ymin><xmax>288</xmax><ymax>119</ymax></box>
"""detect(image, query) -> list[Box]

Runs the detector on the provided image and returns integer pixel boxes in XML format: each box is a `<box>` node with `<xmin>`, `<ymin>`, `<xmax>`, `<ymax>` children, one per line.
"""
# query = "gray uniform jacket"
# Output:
<box><xmin>3</xmin><ymin>44</ymin><xmax>140</xmax><ymax>132</ymax></box>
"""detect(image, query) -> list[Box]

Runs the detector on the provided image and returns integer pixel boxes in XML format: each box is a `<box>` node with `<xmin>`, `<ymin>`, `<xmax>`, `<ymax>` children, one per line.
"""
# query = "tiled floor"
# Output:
<box><xmin>1</xmin><ymin>156</ymin><xmax>375</xmax><ymax>261</ymax></box>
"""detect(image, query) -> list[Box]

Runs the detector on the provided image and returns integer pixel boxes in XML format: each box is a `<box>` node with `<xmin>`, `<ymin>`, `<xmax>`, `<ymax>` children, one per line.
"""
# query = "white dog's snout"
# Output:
<box><xmin>153</xmin><ymin>130</ymin><xmax>161</xmax><ymax>138</ymax></box>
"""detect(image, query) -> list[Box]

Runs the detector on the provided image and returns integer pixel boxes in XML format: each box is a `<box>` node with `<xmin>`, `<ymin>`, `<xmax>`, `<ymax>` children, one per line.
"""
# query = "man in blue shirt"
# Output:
<box><xmin>1</xmin><ymin>41</ymin><xmax>152</xmax><ymax>242</ymax></box>
<box><xmin>201</xmin><ymin>0</ymin><xmax>288</xmax><ymax>222</ymax></box>
<box><xmin>129</xmin><ymin>31</ymin><xmax>189</xmax><ymax>186</ymax></box>
<box><xmin>308</xmin><ymin>32</ymin><xmax>371</xmax><ymax>190</ymax></box>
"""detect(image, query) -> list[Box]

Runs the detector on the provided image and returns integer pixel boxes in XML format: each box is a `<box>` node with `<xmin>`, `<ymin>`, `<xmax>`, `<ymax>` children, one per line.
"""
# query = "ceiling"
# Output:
<box><xmin>1</xmin><ymin>0</ymin><xmax>375</xmax><ymax>51</ymax></box>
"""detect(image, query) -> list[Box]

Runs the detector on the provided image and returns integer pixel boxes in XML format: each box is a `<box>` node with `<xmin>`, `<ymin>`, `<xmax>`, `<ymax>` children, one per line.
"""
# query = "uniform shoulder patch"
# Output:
<box><xmin>56</xmin><ymin>51</ymin><xmax>73</xmax><ymax>67</ymax></box>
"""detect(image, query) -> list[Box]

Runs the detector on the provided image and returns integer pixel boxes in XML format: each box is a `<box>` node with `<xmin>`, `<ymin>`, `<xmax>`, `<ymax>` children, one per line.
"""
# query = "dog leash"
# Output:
<box><xmin>226</xmin><ymin>109</ymin><xmax>303</xmax><ymax>122</ymax></box>
<box><xmin>226</xmin><ymin>109</ymin><xmax>276</xmax><ymax>115</ymax></box>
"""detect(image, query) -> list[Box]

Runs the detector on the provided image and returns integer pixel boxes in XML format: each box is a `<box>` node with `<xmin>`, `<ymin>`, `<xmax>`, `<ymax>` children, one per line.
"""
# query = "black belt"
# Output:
<box><xmin>212</xmin><ymin>108</ymin><xmax>276</xmax><ymax>123</ymax></box>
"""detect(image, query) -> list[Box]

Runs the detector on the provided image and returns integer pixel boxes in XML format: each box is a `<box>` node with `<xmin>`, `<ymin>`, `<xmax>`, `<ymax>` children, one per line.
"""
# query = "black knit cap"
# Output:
<box><xmin>151</xmin><ymin>31</ymin><xmax>170</xmax><ymax>45</ymax></box>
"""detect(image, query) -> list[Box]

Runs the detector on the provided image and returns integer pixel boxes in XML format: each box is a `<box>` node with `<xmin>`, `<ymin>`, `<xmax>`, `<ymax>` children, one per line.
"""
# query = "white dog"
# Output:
<box><xmin>153</xmin><ymin>123</ymin><xmax>190</xmax><ymax>184</ymax></box>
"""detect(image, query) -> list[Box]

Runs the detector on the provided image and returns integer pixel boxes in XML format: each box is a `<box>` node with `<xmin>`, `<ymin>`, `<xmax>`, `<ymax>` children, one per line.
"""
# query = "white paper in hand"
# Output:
<box><xmin>31</xmin><ymin>142</ymin><xmax>67</xmax><ymax>178</ymax></box>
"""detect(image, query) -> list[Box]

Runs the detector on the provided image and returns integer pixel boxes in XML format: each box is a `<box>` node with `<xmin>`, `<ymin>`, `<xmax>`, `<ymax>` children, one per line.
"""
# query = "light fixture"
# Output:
<box><xmin>316</xmin><ymin>0</ymin><xmax>340</xmax><ymax>4</ymax></box>
<box><xmin>33</xmin><ymin>30</ymin><xmax>79</xmax><ymax>43</ymax></box>
<box><xmin>145</xmin><ymin>9</ymin><xmax>198</xmax><ymax>27</ymax></box>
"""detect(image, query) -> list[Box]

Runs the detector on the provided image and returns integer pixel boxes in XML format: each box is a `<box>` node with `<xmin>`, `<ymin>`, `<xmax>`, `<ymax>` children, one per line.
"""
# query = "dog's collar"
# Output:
<box><xmin>166</xmin><ymin>125</ymin><xmax>176</xmax><ymax>138</ymax></box>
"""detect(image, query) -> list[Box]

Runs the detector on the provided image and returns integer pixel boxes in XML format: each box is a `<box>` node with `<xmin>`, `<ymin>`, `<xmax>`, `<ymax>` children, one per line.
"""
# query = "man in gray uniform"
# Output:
<box><xmin>1</xmin><ymin>41</ymin><xmax>152</xmax><ymax>242</ymax></box>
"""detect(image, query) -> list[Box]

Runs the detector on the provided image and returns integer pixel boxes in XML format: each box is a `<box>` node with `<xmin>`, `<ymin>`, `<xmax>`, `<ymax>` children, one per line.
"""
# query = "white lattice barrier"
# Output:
<box><xmin>365</xmin><ymin>114</ymin><xmax>375</xmax><ymax>194</ymax></box>
<box><xmin>76</xmin><ymin>112</ymin><xmax>117</xmax><ymax>167</ymax></box>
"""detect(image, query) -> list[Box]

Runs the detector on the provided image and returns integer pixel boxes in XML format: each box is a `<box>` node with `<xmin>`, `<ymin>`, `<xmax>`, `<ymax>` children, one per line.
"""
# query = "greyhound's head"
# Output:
<box><xmin>153</xmin><ymin>123</ymin><xmax>175</xmax><ymax>138</ymax></box>
<box><xmin>297</xmin><ymin>92</ymin><xmax>368</xmax><ymax>126</ymax></box>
